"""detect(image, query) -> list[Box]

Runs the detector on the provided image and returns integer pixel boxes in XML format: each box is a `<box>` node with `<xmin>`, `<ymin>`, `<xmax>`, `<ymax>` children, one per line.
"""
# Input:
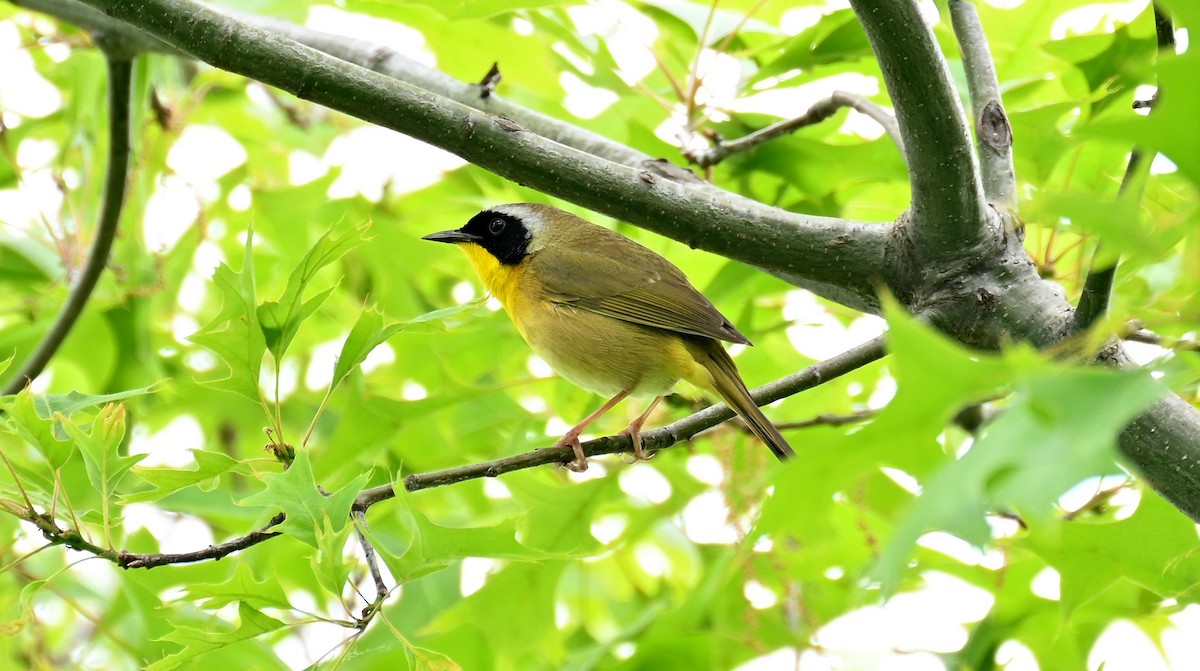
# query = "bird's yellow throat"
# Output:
<box><xmin>459</xmin><ymin>241</ymin><xmax>522</xmax><ymax>310</ymax></box>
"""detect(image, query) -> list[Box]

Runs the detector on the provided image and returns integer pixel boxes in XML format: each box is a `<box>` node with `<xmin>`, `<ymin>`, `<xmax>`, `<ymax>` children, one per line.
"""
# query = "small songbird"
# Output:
<box><xmin>423</xmin><ymin>203</ymin><xmax>794</xmax><ymax>470</ymax></box>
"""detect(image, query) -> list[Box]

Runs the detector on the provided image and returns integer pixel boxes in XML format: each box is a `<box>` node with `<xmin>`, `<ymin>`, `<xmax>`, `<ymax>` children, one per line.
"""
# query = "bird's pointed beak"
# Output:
<box><xmin>422</xmin><ymin>229</ymin><xmax>482</xmax><ymax>244</ymax></box>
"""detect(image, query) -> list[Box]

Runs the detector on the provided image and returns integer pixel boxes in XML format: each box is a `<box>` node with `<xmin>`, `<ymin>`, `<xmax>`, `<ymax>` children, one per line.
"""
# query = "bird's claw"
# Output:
<box><xmin>554</xmin><ymin>435</ymin><xmax>589</xmax><ymax>472</ymax></box>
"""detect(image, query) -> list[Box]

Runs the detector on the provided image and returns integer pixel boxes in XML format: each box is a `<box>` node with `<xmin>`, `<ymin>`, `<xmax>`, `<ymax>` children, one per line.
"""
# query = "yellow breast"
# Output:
<box><xmin>458</xmin><ymin>242</ymin><xmax>708</xmax><ymax>397</ymax></box>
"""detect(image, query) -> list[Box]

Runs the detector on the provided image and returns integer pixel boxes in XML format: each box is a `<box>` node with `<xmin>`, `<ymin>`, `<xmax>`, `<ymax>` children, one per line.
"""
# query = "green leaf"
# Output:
<box><xmin>182</xmin><ymin>560</ymin><xmax>292</xmax><ymax>610</ymax></box>
<box><xmin>0</xmin><ymin>233</ymin><xmax>57</xmax><ymax>283</ymax></box>
<box><xmin>1023</xmin><ymin>493</ymin><xmax>1200</xmax><ymax>613</ymax></box>
<box><xmin>1085</xmin><ymin>47</ymin><xmax>1200</xmax><ymax>189</ymax></box>
<box><xmin>424</xmin><ymin>560</ymin><xmax>567</xmax><ymax>663</ymax></box>
<box><xmin>330</xmin><ymin>298</ymin><xmax>487</xmax><ymax>394</ymax></box>
<box><xmin>753</xmin><ymin>9</ymin><xmax>868</xmax><ymax>82</ymax></box>
<box><xmin>412</xmin><ymin>646</ymin><xmax>464</xmax><ymax>671</ymax></box>
<box><xmin>0</xmin><ymin>386</ymin><xmax>159</xmax><ymax>469</ymax></box>
<box><xmin>257</xmin><ymin>222</ymin><xmax>368</xmax><ymax>361</ymax></box>
<box><xmin>0</xmin><ymin>386</ymin><xmax>73</xmax><ymax>468</ymax></box>
<box><xmin>148</xmin><ymin>602</ymin><xmax>286</xmax><ymax>671</ymax></box>
<box><xmin>312</xmin><ymin>514</ymin><xmax>356</xmax><ymax>599</ymax></box>
<box><xmin>60</xmin><ymin>404</ymin><xmax>143</xmax><ymax>539</ymax></box>
<box><xmin>873</xmin><ymin>366</ymin><xmax>1163</xmax><ymax>591</ymax></box>
<box><xmin>1037</xmin><ymin>192</ymin><xmax>1178</xmax><ymax>263</ymax></box>
<box><xmin>238</xmin><ymin>450</ymin><xmax>367</xmax><ymax>548</ymax></box>
<box><xmin>33</xmin><ymin>385</ymin><xmax>160</xmax><ymax>417</ymax></box>
<box><xmin>190</xmin><ymin>230</ymin><xmax>267</xmax><ymax>402</ymax></box>
<box><xmin>759</xmin><ymin>301</ymin><xmax>1012</xmax><ymax>542</ymax></box>
<box><xmin>635</xmin><ymin>0</ymin><xmax>779</xmax><ymax>43</ymax></box>
<box><xmin>368</xmin><ymin>483</ymin><xmax>539</xmax><ymax>583</ymax></box>
<box><xmin>123</xmin><ymin>450</ymin><xmax>244</xmax><ymax>504</ymax></box>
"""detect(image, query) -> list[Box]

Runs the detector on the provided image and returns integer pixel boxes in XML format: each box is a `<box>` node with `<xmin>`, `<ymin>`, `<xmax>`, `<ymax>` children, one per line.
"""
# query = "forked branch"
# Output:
<box><xmin>685</xmin><ymin>91</ymin><xmax>904</xmax><ymax>169</ymax></box>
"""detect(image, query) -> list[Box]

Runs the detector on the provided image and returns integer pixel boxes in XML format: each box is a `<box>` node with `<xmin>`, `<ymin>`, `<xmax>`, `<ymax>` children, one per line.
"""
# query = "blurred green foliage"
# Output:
<box><xmin>0</xmin><ymin>0</ymin><xmax>1198</xmax><ymax>669</ymax></box>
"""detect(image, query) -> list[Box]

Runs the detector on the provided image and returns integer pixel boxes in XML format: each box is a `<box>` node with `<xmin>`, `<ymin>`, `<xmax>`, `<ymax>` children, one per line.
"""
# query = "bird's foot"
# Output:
<box><xmin>619</xmin><ymin>426</ymin><xmax>648</xmax><ymax>463</ymax></box>
<box><xmin>553</xmin><ymin>433</ymin><xmax>589</xmax><ymax>472</ymax></box>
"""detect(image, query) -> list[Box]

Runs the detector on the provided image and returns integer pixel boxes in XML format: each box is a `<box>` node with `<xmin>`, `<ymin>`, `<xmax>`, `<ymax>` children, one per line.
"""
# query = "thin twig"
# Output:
<box><xmin>352</xmin><ymin>510</ymin><xmax>387</xmax><ymax>601</ymax></box>
<box><xmin>684</xmin><ymin>0</ymin><xmax>721</xmax><ymax>128</ymax></box>
<box><xmin>1</xmin><ymin>52</ymin><xmax>133</xmax><ymax>394</ymax></box>
<box><xmin>1073</xmin><ymin>150</ymin><xmax>1145</xmax><ymax>331</ymax></box>
<box><xmin>774</xmin><ymin>409</ymin><xmax>877</xmax><ymax>431</ymax></box>
<box><xmin>1123</xmin><ymin>328</ymin><xmax>1200</xmax><ymax>353</ymax></box>
<box><xmin>5</xmin><ymin>337</ymin><xmax>887</xmax><ymax>570</ymax></box>
<box><xmin>949</xmin><ymin>0</ymin><xmax>1016</xmax><ymax>210</ymax></box>
<box><xmin>1073</xmin><ymin>4</ymin><xmax>1173</xmax><ymax>333</ymax></box>
<box><xmin>685</xmin><ymin>91</ymin><xmax>903</xmax><ymax>168</ymax></box>
<box><xmin>355</xmin><ymin>334</ymin><xmax>889</xmax><ymax>510</ymax></box>
<box><xmin>116</xmin><ymin>513</ymin><xmax>285</xmax><ymax>569</ymax></box>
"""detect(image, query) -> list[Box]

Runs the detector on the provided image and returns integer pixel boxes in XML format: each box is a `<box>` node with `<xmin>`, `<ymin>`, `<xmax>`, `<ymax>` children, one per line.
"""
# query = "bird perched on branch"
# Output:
<box><xmin>424</xmin><ymin>203</ymin><xmax>794</xmax><ymax>470</ymax></box>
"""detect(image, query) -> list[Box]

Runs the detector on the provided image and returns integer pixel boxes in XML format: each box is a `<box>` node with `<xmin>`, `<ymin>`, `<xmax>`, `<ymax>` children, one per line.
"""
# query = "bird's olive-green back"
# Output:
<box><xmin>524</xmin><ymin>215</ymin><xmax>750</xmax><ymax>345</ymax></box>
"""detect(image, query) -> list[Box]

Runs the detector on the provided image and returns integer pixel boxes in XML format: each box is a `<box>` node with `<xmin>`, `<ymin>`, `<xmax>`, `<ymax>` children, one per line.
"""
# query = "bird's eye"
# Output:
<box><xmin>488</xmin><ymin>218</ymin><xmax>507</xmax><ymax>235</ymax></box>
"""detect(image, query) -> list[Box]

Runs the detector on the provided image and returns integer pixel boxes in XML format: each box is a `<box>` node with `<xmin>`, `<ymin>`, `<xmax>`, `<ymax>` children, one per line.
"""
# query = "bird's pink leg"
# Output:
<box><xmin>554</xmin><ymin>390</ymin><xmax>630</xmax><ymax>471</ymax></box>
<box><xmin>621</xmin><ymin>396</ymin><xmax>663</xmax><ymax>461</ymax></box>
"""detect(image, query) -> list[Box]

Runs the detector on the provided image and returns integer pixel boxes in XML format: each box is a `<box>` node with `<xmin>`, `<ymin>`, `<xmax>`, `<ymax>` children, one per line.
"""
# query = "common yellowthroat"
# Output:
<box><xmin>424</xmin><ymin>203</ymin><xmax>794</xmax><ymax>470</ymax></box>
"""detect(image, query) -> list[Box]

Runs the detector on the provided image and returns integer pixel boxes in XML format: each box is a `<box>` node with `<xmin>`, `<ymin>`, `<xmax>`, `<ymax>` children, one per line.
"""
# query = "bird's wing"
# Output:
<box><xmin>528</xmin><ymin>241</ymin><xmax>750</xmax><ymax>345</ymax></box>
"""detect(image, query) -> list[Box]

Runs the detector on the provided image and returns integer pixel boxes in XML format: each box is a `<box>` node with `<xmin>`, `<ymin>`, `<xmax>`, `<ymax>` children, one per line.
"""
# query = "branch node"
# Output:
<box><xmin>494</xmin><ymin>116</ymin><xmax>523</xmax><ymax>133</ymax></box>
<box><xmin>979</xmin><ymin>100</ymin><xmax>1011</xmax><ymax>153</ymax></box>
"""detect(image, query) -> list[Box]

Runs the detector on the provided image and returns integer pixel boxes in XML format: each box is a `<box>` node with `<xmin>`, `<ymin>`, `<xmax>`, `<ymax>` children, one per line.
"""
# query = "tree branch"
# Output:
<box><xmin>50</xmin><ymin>0</ymin><xmax>892</xmax><ymax>314</ymax></box>
<box><xmin>9</xmin><ymin>0</ymin><xmax>651</xmax><ymax>168</ymax></box>
<box><xmin>352</xmin><ymin>510</ymin><xmax>387</xmax><ymax>601</ymax></box>
<box><xmin>1073</xmin><ymin>150</ymin><xmax>1145</xmax><ymax>331</ymax></box>
<box><xmin>355</xmin><ymin>335</ymin><xmax>888</xmax><ymax>510</ymax></box>
<box><xmin>1</xmin><ymin>49</ymin><xmax>132</xmax><ymax>394</ymax></box>
<box><xmin>6</xmin><ymin>336</ymin><xmax>887</xmax><ymax>569</ymax></box>
<box><xmin>1073</xmin><ymin>4</ymin><xmax>1173</xmax><ymax>333</ymax></box>
<box><xmin>775</xmin><ymin>409</ymin><xmax>878</xmax><ymax>431</ymax></box>
<box><xmin>949</xmin><ymin>0</ymin><xmax>1016</xmax><ymax>210</ymax></box>
<box><xmin>116</xmin><ymin>513</ymin><xmax>285</xmax><ymax>569</ymax></box>
<box><xmin>685</xmin><ymin>91</ymin><xmax>904</xmax><ymax>169</ymax></box>
<box><xmin>850</xmin><ymin>0</ymin><xmax>992</xmax><ymax>260</ymax></box>
<box><xmin>1123</xmin><ymin>328</ymin><xmax>1200</xmax><ymax>353</ymax></box>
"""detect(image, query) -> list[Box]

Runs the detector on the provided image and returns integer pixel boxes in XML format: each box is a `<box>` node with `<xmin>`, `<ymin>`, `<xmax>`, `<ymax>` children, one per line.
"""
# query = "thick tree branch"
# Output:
<box><xmin>355</xmin><ymin>335</ymin><xmax>888</xmax><ymax>510</ymax></box>
<box><xmin>10</xmin><ymin>0</ymin><xmax>652</xmax><ymax>168</ymax></box>
<box><xmin>850</xmin><ymin>0</ymin><xmax>992</xmax><ymax>260</ymax></box>
<box><xmin>1</xmin><ymin>50</ymin><xmax>132</xmax><ymax>394</ymax></box>
<box><xmin>36</xmin><ymin>0</ymin><xmax>893</xmax><ymax>314</ymax></box>
<box><xmin>949</xmin><ymin>0</ymin><xmax>1016</xmax><ymax>210</ymax></box>
<box><xmin>685</xmin><ymin>91</ymin><xmax>904</xmax><ymax>169</ymax></box>
<box><xmin>1105</xmin><ymin>343</ymin><xmax>1200</xmax><ymax>520</ymax></box>
<box><xmin>76</xmin><ymin>0</ymin><xmax>654</xmax><ymax>168</ymax></box>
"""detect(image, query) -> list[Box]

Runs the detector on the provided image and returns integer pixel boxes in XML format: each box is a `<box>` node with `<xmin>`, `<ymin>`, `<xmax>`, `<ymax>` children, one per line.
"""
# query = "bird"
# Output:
<box><xmin>423</xmin><ymin>203</ymin><xmax>794</xmax><ymax>470</ymax></box>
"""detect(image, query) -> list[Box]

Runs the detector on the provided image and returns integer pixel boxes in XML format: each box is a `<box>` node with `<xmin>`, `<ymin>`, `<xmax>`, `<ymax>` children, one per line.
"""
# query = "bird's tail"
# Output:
<box><xmin>685</xmin><ymin>339</ymin><xmax>795</xmax><ymax>461</ymax></box>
